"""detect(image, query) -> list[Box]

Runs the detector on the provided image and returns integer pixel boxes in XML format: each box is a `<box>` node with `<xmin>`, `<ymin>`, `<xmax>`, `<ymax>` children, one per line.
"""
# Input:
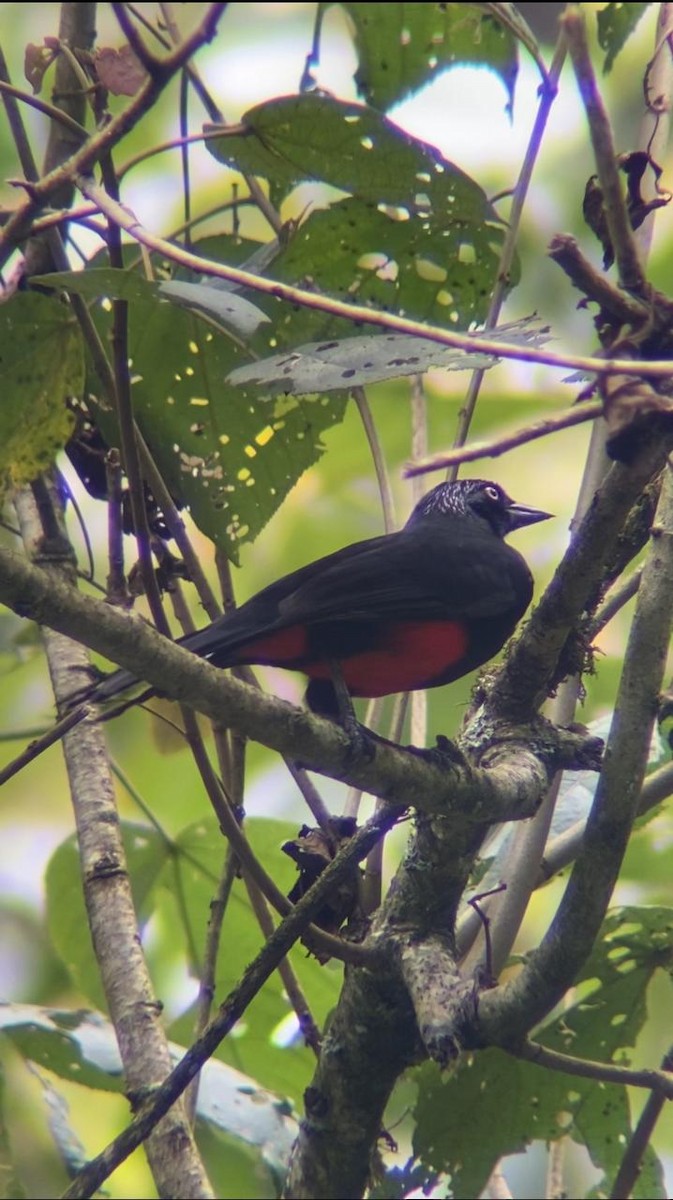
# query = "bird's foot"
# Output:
<box><xmin>340</xmin><ymin>712</ymin><xmax>378</xmax><ymax>765</ymax></box>
<box><xmin>404</xmin><ymin>734</ymin><xmax>468</xmax><ymax>771</ymax></box>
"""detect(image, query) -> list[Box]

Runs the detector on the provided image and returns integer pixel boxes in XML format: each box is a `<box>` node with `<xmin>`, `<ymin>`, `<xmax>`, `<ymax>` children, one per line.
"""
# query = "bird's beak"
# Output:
<box><xmin>506</xmin><ymin>502</ymin><xmax>553</xmax><ymax>532</ymax></box>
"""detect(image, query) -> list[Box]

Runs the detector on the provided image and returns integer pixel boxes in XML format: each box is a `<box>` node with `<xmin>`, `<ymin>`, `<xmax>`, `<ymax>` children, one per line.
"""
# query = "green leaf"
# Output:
<box><xmin>412</xmin><ymin>905</ymin><xmax>670</xmax><ymax>1199</ymax></box>
<box><xmin>597</xmin><ymin>3</ymin><xmax>650</xmax><ymax>73</ymax></box>
<box><xmin>42</xmin><ymin>250</ymin><xmax>348</xmax><ymax>562</ymax></box>
<box><xmin>45</xmin><ymin>823</ymin><xmax>170</xmax><ymax>1009</ymax></box>
<box><xmin>340</xmin><ymin>2</ymin><xmax>518</xmax><ymax>113</ymax></box>
<box><xmin>0</xmin><ymin>292</ymin><xmax>81</xmax><ymax>488</ymax></box>
<box><xmin>207</xmin><ymin>100</ymin><xmax>508</xmax><ymax>328</ymax></box>
<box><xmin>270</xmin><ymin>195</ymin><xmax>509</xmax><ymax>329</ymax></box>
<box><xmin>205</xmin><ymin>93</ymin><xmax>494</xmax><ymax>213</ymax></box>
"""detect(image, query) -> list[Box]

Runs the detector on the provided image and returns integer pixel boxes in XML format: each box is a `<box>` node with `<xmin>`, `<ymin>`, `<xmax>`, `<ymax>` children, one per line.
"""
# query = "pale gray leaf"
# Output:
<box><xmin>159</xmin><ymin>280</ymin><xmax>270</xmax><ymax>337</ymax></box>
<box><xmin>0</xmin><ymin>1003</ymin><xmax>297</xmax><ymax>1175</ymax></box>
<box><xmin>226</xmin><ymin>317</ymin><xmax>549</xmax><ymax>394</ymax></box>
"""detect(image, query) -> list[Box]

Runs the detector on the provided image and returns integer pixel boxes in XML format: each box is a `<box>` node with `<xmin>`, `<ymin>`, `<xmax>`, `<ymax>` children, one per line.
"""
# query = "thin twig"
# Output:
<box><xmin>72</xmin><ymin>177</ymin><xmax>673</xmax><ymax>379</ymax></box>
<box><xmin>127</xmin><ymin>0</ymin><xmax>222</xmax><ymax>120</ymax></box>
<box><xmin>101</xmin><ymin>154</ymin><xmax>167</xmax><ymax>630</ymax></box>
<box><xmin>185</xmin><ymin>847</ymin><xmax>238</xmax><ymax>1122</ymax></box>
<box><xmin>157</xmin><ymin>0</ymin><xmax>283</xmax><ymax>233</ymax></box>
<box><xmin>563</xmin><ymin>8</ymin><xmax>646</xmax><ymax>293</ymax></box>
<box><xmin>588</xmin><ymin>565</ymin><xmax>643</xmax><ymax>636</ymax></box>
<box><xmin>0</xmin><ymin>4</ymin><xmax>227</xmax><ymax>266</ymax></box>
<box><xmin>244</xmin><ymin>875</ymin><xmax>322</xmax><ymax>1056</ymax></box>
<box><xmin>60</xmin><ymin>805</ymin><xmax>398</xmax><ymax>1199</ymax></box>
<box><xmin>518</xmin><ymin>1039</ymin><xmax>673</xmax><ymax>1097</ymax></box>
<box><xmin>352</xmin><ymin>386</ymin><xmax>396</xmax><ymax>533</ymax></box>
<box><xmin>111</xmin><ymin>1</ymin><xmax>161</xmax><ymax>72</ymax></box>
<box><xmin>0</xmin><ymin>77</ymin><xmax>87</xmax><ymax>141</ymax></box>
<box><xmin>448</xmin><ymin>35</ymin><xmax>567</xmax><ymax>469</ymax></box>
<box><xmin>609</xmin><ymin>1048</ymin><xmax>673</xmax><ymax>1200</ymax></box>
<box><xmin>284</xmin><ymin>759</ymin><xmax>333</xmax><ymax>830</ymax></box>
<box><xmin>104</xmin><ymin>449</ymin><xmax>128</xmax><ymax>603</ymax></box>
<box><xmin>117</xmin><ymin>130</ymin><xmax>212</xmax><ymax>179</ymax></box>
<box><xmin>406</xmin><ymin>401</ymin><xmax>602</xmax><ymax>477</ymax></box>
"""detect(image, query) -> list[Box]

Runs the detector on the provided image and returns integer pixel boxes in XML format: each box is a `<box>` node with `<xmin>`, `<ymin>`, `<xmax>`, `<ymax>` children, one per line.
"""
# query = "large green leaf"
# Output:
<box><xmin>412</xmin><ymin>905</ymin><xmax>670</xmax><ymax>1198</ymax></box>
<box><xmin>0</xmin><ymin>292</ymin><xmax>82</xmax><ymax>488</ymax></box>
<box><xmin>270</xmin><ymin>195</ymin><xmax>508</xmax><ymax>329</ymax></box>
<box><xmin>206</xmin><ymin>97</ymin><xmax>508</xmax><ymax>329</ymax></box>
<box><xmin>39</xmin><ymin>250</ymin><xmax>348</xmax><ymax>561</ymax></box>
<box><xmin>340</xmin><ymin>2</ymin><xmax>518</xmax><ymax>112</ymax></box>
<box><xmin>205</xmin><ymin>93</ymin><xmax>494</xmax><ymax>213</ymax></box>
<box><xmin>45</xmin><ymin>822</ymin><xmax>171</xmax><ymax>1010</ymax></box>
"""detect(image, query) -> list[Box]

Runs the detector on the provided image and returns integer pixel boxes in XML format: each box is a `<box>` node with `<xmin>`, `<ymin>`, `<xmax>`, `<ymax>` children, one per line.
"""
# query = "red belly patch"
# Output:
<box><xmin>304</xmin><ymin>620</ymin><xmax>469</xmax><ymax>696</ymax></box>
<box><xmin>237</xmin><ymin>624</ymin><xmax>310</xmax><ymax>663</ymax></box>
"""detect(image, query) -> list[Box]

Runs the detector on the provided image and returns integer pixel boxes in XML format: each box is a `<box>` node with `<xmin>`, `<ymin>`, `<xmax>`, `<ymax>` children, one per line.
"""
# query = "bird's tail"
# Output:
<box><xmin>66</xmin><ymin>613</ymin><xmax>240</xmax><ymax>710</ymax></box>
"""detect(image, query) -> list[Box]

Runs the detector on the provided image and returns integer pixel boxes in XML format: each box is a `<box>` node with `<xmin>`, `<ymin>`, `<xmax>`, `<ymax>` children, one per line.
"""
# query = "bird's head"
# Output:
<box><xmin>407</xmin><ymin>479</ymin><xmax>552</xmax><ymax>539</ymax></box>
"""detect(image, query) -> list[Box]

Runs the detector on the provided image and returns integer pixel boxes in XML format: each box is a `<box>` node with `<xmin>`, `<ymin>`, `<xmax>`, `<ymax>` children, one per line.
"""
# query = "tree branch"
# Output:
<box><xmin>0</xmin><ymin>540</ymin><xmax>597</xmax><ymax>814</ymax></box>
<box><xmin>563</xmin><ymin>7</ymin><xmax>646</xmax><ymax>293</ymax></box>
<box><xmin>405</xmin><ymin>400</ymin><xmax>603</xmax><ymax>477</ymax></box>
<box><xmin>14</xmin><ymin>480</ymin><xmax>213</xmax><ymax>1200</ymax></box>
<box><xmin>488</xmin><ymin>437</ymin><xmax>670</xmax><ymax>719</ymax></box>
<box><xmin>59</xmin><ymin>176</ymin><xmax>673</xmax><ymax>381</ymax></box>
<box><xmin>518</xmin><ymin>1039</ymin><xmax>673</xmax><ymax>1097</ymax></box>
<box><xmin>479</xmin><ymin>458</ymin><xmax>673</xmax><ymax>1045</ymax></box>
<box><xmin>0</xmin><ymin>3</ymin><xmax>226</xmax><ymax>266</ymax></box>
<box><xmin>60</xmin><ymin>805</ymin><xmax>399</xmax><ymax>1199</ymax></box>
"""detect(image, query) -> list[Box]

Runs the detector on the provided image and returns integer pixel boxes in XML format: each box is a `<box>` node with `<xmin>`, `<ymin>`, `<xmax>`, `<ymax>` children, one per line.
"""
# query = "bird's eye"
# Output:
<box><xmin>483</xmin><ymin>485</ymin><xmax>500</xmax><ymax>502</ymax></box>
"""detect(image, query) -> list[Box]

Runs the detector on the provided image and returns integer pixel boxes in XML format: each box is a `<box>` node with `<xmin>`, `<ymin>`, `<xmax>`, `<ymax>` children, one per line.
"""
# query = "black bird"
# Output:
<box><xmin>88</xmin><ymin>479</ymin><xmax>551</xmax><ymax>719</ymax></box>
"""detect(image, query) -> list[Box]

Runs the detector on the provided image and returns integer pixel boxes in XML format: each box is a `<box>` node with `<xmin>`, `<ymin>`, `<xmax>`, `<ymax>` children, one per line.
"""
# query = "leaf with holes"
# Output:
<box><xmin>227</xmin><ymin>318</ymin><xmax>548</xmax><ymax>395</ymax></box>
<box><xmin>413</xmin><ymin>905</ymin><xmax>670</xmax><ymax>1199</ymax></box>
<box><xmin>0</xmin><ymin>292</ymin><xmax>81</xmax><ymax>489</ymax></box>
<box><xmin>0</xmin><ymin>1001</ymin><xmax>297</xmax><ymax>1175</ymax></box>
<box><xmin>268</xmin><ymin>195</ymin><xmax>509</xmax><ymax>330</ymax></box>
<box><xmin>40</xmin><ymin>245</ymin><xmax>348</xmax><ymax>561</ymax></box>
<box><xmin>341</xmin><ymin>2</ymin><xmax>518</xmax><ymax>113</ymax></box>
<box><xmin>204</xmin><ymin>93</ymin><xmax>497</xmax><ymax>221</ymax></box>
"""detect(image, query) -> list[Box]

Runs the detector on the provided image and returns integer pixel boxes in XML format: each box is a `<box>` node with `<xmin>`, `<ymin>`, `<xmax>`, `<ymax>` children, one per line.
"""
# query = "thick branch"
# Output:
<box><xmin>0</xmin><ymin>542</ymin><xmax>595</xmax><ymax>815</ymax></box>
<box><xmin>479</xmin><ymin>459</ymin><xmax>673</xmax><ymax>1045</ymax></box>
<box><xmin>14</xmin><ymin>482</ymin><xmax>212</xmax><ymax>1200</ymax></box>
